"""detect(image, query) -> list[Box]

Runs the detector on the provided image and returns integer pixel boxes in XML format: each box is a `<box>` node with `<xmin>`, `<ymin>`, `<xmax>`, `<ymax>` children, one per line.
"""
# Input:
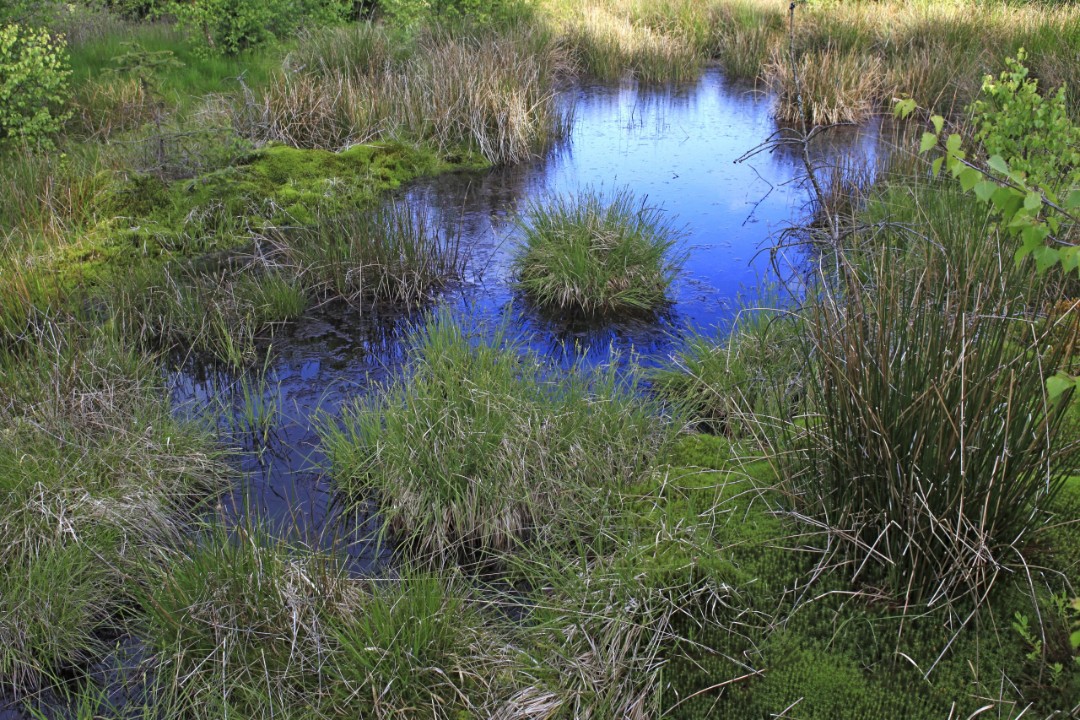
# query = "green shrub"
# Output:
<box><xmin>171</xmin><ymin>0</ymin><xmax>351</xmax><ymax>55</ymax></box>
<box><xmin>0</xmin><ymin>23</ymin><xmax>72</xmax><ymax>148</ymax></box>
<box><xmin>511</xmin><ymin>186</ymin><xmax>685</xmax><ymax>317</ymax></box>
<box><xmin>971</xmin><ymin>49</ymin><xmax>1079</xmax><ymax>208</ymax></box>
<box><xmin>376</xmin><ymin>0</ymin><xmax>532</xmax><ymax>28</ymax></box>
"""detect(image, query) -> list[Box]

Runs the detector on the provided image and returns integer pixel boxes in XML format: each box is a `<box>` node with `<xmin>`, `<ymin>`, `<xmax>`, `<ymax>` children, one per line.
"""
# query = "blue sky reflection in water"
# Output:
<box><xmin>168</xmin><ymin>67</ymin><xmax>883</xmax><ymax>564</ymax></box>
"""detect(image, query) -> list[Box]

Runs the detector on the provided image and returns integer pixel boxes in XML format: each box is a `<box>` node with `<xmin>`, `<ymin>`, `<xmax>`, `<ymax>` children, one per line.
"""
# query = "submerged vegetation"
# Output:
<box><xmin>2</xmin><ymin>0</ymin><xmax>1079</xmax><ymax>717</ymax></box>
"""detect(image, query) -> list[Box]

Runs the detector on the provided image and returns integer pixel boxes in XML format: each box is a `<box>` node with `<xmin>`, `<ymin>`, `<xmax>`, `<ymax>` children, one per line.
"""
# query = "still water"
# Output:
<box><xmin>168</xmin><ymin>67</ymin><xmax>881</xmax><ymax>567</ymax></box>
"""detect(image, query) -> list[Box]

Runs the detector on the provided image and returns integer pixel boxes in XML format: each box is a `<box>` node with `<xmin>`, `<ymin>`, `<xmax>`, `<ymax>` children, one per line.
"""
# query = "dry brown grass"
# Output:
<box><xmin>766</xmin><ymin>44</ymin><xmax>884</xmax><ymax>125</ymax></box>
<box><xmin>628</xmin><ymin>0</ymin><xmax>1080</xmax><ymax>122</ymax></box>
<box><xmin>238</xmin><ymin>26</ymin><xmax>573</xmax><ymax>164</ymax></box>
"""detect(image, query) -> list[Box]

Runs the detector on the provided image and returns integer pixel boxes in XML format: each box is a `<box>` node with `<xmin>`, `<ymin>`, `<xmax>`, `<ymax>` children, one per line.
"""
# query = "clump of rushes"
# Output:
<box><xmin>512</xmin><ymin>186</ymin><xmax>685</xmax><ymax>318</ymax></box>
<box><xmin>141</xmin><ymin>528</ymin><xmax>514</xmax><ymax>718</ymax></box>
<box><xmin>320</xmin><ymin>309</ymin><xmax>677</xmax><ymax>561</ymax></box>
<box><xmin>267</xmin><ymin>201</ymin><xmax>465</xmax><ymax>305</ymax></box>
<box><xmin>106</xmin><ymin>261</ymin><xmax>307</xmax><ymax>367</ymax></box>
<box><xmin>651</xmin><ymin>305</ymin><xmax>802</xmax><ymax>437</ymax></box>
<box><xmin>0</xmin><ymin>327</ymin><xmax>227</xmax><ymax>692</ymax></box>
<box><xmin>775</xmin><ymin>179</ymin><xmax>1080</xmax><ymax>605</ymax></box>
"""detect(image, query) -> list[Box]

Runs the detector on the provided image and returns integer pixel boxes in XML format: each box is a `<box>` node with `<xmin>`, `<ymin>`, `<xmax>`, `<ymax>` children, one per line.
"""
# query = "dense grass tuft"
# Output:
<box><xmin>511</xmin><ymin>186</ymin><xmax>685</xmax><ymax>318</ymax></box>
<box><xmin>321</xmin><ymin>309</ymin><xmax>677</xmax><ymax>561</ymax></box>
<box><xmin>772</xmin><ymin>180</ymin><xmax>1080</xmax><ymax>605</ymax></box>
<box><xmin>0</xmin><ymin>327</ymin><xmax>227</xmax><ymax>692</ymax></box>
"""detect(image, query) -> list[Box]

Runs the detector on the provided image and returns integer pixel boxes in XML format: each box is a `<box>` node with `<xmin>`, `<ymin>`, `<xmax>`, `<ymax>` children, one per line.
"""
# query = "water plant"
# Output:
<box><xmin>267</xmin><ymin>200</ymin><xmax>464</xmax><ymax>306</ymax></box>
<box><xmin>511</xmin><ymin>186</ymin><xmax>685</xmax><ymax>318</ymax></box>
<box><xmin>320</xmin><ymin>308</ymin><xmax>677</xmax><ymax>561</ymax></box>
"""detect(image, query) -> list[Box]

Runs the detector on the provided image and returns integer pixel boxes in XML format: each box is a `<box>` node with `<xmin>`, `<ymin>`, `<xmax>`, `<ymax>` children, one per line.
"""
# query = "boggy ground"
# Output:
<box><xmin>1</xmin><ymin>0</ymin><xmax>1079</xmax><ymax>718</ymax></box>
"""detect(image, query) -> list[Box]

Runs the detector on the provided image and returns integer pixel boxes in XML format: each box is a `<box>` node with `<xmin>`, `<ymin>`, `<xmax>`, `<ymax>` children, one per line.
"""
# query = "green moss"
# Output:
<box><xmin>64</xmin><ymin>141</ymin><xmax>482</xmax><ymax>290</ymax></box>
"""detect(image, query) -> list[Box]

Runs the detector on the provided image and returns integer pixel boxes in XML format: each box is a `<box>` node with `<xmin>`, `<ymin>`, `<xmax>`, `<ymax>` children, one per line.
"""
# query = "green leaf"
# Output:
<box><xmin>931</xmin><ymin>115</ymin><xmax>944</xmax><ymax>135</ymax></box>
<box><xmin>893</xmin><ymin>98</ymin><xmax>916</xmax><ymax>119</ymax></box>
<box><xmin>973</xmin><ymin>180</ymin><xmax>997</xmax><ymax>202</ymax></box>
<box><xmin>931</xmin><ymin>157</ymin><xmax>943</xmax><ymax>178</ymax></box>
<box><xmin>1024</xmin><ymin>191</ymin><xmax>1042</xmax><ymax>211</ymax></box>
<box><xmin>1066</xmin><ymin>189</ymin><xmax>1080</xmax><ymax>210</ymax></box>
<box><xmin>945</xmin><ymin>133</ymin><xmax>963</xmax><ymax>155</ymax></box>
<box><xmin>988</xmin><ymin>155</ymin><xmax>1010</xmax><ymax>175</ymax></box>
<box><xmin>1070</xmin><ymin>629</ymin><xmax>1080</xmax><ymax>651</ymax></box>
<box><xmin>1060</xmin><ymin>247</ymin><xmax>1079</xmax><ymax>273</ymax></box>
<box><xmin>993</xmin><ymin>187</ymin><xmax>1023</xmax><ymax>217</ymax></box>
<box><xmin>959</xmin><ymin>167</ymin><xmax>981</xmax><ymax>192</ymax></box>
<box><xmin>1047</xmin><ymin>373</ymin><xmax>1075</xmax><ymax>402</ymax></box>
<box><xmin>1033</xmin><ymin>245</ymin><xmax>1059</xmax><ymax>273</ymax></box>
<box><xmin>919</xmin><ymin>132</ymin><xmax>937</xmax><ymax>154</ymax></box>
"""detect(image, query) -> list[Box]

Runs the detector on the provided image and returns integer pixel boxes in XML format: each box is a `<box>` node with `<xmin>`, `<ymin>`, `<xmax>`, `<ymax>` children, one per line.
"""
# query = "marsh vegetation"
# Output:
<box><xmin>2</xmin><ymin>0</ymin><xmax>1079</xmax><ymax>718</ymax></box>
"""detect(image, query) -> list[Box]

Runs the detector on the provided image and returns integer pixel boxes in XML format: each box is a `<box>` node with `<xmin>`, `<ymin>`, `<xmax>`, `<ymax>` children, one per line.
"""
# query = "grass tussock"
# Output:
<box><xmin>0</xmin><ymin>327</ymin><xmax>227</xmax><ymax>692</ymax></box>
<box><xmin>772</xmin><ymin>180</ymin><xmax>1080</xmax><ymax>605</ymax></box>
<box><xmin>512</xmin><ymin>186</ymin><xmax>685</xmax><ymax>318</ymax></box>
<box><xmin>321</xmin><ymin>309</ymin><xmax>677</xmax><ymax>561</ymax></box>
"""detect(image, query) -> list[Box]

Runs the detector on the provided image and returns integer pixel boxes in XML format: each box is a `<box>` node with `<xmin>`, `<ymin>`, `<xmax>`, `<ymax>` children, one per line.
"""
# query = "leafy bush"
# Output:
<box><xmin>171</xmin><ymin>0</ymin><xmax>351</xmax><ymax>55</ymax></box>
<box><xmin>971</xmin><ymin>48</ymin><xmax>1080</xmax><ymax>202</ymax></box>
<box><xmin>375</xmin><ymin>0</ymin><xmax>531</xmax><ymax>28</ymax></box>
<box><xmin>0</xmin><ymin>23</ymin><xmax>72</xmax><ymax>148</ymax></box>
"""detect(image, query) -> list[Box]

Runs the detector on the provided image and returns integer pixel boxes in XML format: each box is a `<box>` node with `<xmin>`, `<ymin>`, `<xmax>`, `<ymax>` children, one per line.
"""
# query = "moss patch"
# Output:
<box><xmin>58</xmin><ymin>141</ymin><xmax>484</xmax><ymax>289</ymax></box>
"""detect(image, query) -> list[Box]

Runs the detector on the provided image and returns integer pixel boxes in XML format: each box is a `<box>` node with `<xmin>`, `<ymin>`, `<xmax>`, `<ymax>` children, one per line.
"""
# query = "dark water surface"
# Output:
<box><xmin>166</xmin><ymin>68</ymin><xmax>883</xmax><ymax>568</ymax></box>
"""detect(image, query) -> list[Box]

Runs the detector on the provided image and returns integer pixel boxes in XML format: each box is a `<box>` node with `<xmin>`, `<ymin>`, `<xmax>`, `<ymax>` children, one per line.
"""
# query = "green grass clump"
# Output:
<box><xmin>512</xmin><ymin>186</ymin><xmax>685</xmax><ymax>318</ymax></box>
<box><xmin>267</xmin><ymin>201</ymin><xmax>465</xmax><ymax>306</ymax></box>
<box><xmin>651</xmin><ymin>305</ymin><xmax>801</xmax><ymax>436</ymax></box>
<box><xmin>772</xmin><ymin>174</ymin><xmax>1080</xmax><ymax>605</ymax></box>
<box><xmin>141</xmin><ymin>528</ymin><xmax>514</xmax><ymax>718</ymax></box>
<box><xmin>321</xmin><ymin>308</ymin><xmax>678</xmax><ymax>560</ymax></box>
<box><xmin>0</xmin><ymin>328</ymin><xmax>227</xmax><ymax>692</ymax></box>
